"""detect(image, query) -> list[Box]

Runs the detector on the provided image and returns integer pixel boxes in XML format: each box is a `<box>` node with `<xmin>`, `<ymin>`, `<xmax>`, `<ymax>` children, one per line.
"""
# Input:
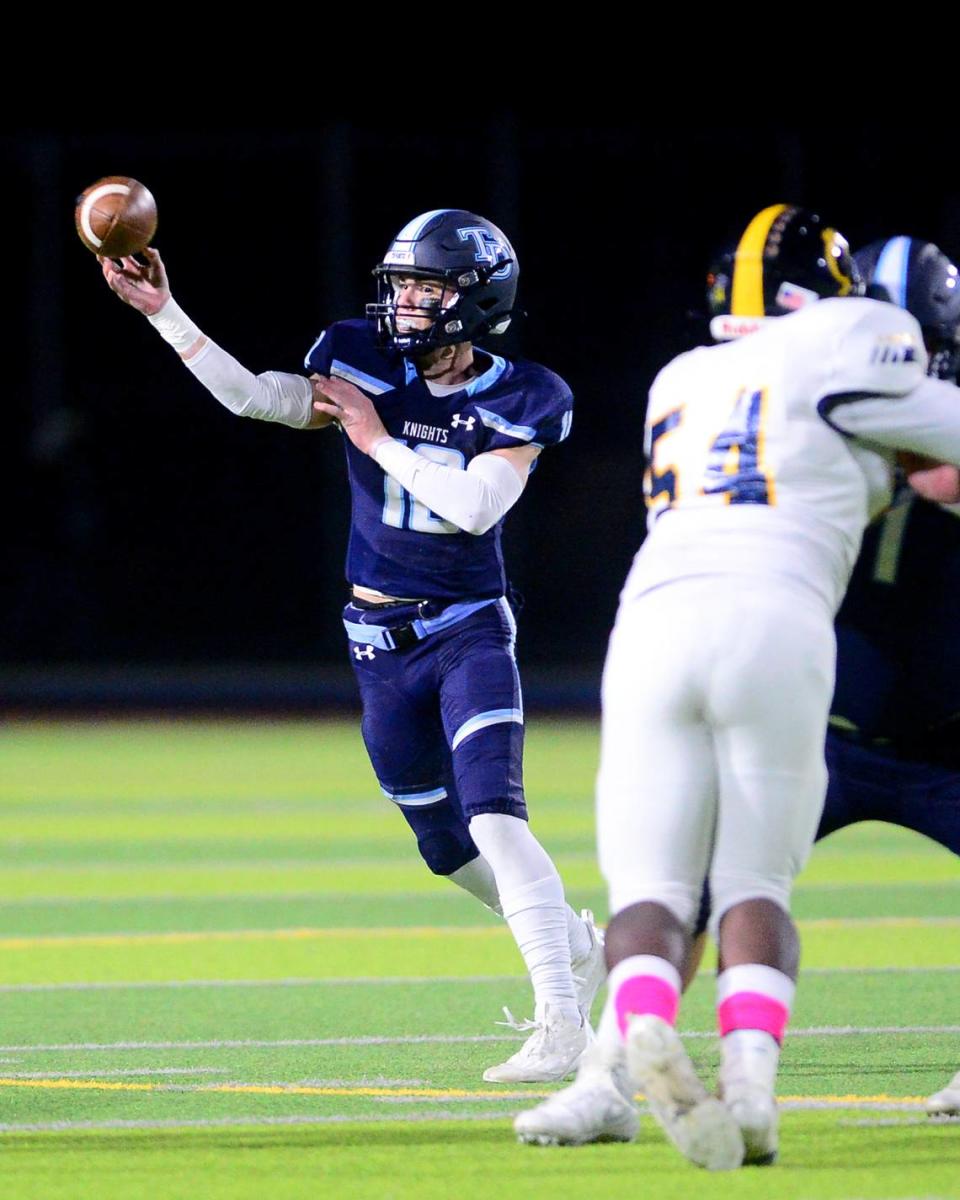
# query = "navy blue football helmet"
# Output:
<box><xmin>368</xmin><ymin>209</ymin><xmax>518</xmax><ymax>354</ymax></box>
<box><xmin>855</xmin><ymin>237</ymin><xmax>960</xmax><ymax>381</ymax></box>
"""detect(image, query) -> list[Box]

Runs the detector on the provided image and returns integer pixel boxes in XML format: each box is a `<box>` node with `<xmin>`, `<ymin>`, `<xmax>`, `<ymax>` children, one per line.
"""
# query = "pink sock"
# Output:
<box><xmin>717</xmin><ymin>964</ymin><xmax>794</xmax><ymax>1045</ymax></box>
<box><xmin>608</xmin><ymin>955</ymin><xmax>681</xmax><ymax>1038</ymax></box>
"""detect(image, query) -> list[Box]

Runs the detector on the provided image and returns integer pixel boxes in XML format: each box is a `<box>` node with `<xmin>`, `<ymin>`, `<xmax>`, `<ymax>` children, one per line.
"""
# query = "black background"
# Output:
<box><xmin>7</xmin><ymin>119</ymin><xmax>958</xmax><ymax>706</ymax></box>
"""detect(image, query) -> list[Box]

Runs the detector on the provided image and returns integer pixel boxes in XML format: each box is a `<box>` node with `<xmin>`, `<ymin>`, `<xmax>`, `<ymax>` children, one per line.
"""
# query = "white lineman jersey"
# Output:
<box><xmin>635</xmin><ymin>296</ymin><xmax>960</xmax><ymax>613</ymax></box>
<box><xmin>598</xmin><ymin>295</ymin><xmax>960</xmax><ymax>930</ymax></box>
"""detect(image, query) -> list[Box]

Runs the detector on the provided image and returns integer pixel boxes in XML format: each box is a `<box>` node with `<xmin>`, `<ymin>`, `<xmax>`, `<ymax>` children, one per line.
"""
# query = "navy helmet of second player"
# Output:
<box><xmin>855</xmin><ymin>236</ymin><xmax>960</xmax><ymax>382</ymax></box>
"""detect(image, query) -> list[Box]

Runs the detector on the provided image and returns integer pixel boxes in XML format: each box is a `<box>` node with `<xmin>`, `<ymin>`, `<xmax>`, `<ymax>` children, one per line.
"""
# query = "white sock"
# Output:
<box><xmin>566</xmin><ymin>907</ymin><xmax>593</xmax><ymax>964</ymax></box>
<box><xmin>469</xmin><ymin>813</ymin><xmax>579</xmax><ymax>1021</ymax></box>
<box><xmin>720</xmin><ymin>1029</ymin><xmax>780</xmax><ymax>1096</ymax></box>
<box><xmin>447</xmin><ymin>855</ymin><xmax>503</xmax><ymax>916</ymax></box>
<box><xmin>446</xmin><ymin>853</ymin><xmax>589</xmax><ymax>957</ymax></box>
<box><xmin>596</xmin><ymin>991</ymin><xmax>624</xmax><ymax>1058</ymax></box>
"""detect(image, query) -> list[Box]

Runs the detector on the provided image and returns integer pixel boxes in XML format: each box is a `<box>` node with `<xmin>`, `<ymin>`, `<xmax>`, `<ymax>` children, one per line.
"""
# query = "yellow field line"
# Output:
<box><xmin>0</xmin><ymin>1078</ymin><xmax>538</xmax><ymax>1099</ymax></box>
<box><xmin>0</xmin><ymin>916</ymin><xmax>957</xmax><ymax>951</ymax></box>
<box><xmin>0</xmin><ymin>1078</ymin><xmax>930</xmax><ymax>1104</ymax></box>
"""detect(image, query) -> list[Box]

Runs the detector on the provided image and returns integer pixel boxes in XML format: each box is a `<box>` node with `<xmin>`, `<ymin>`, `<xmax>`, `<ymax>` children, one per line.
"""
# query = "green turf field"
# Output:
<box><xmin>0</xmin><ymin>717</ymin><xmax>958</xmax><ymax>1199</ymax></box>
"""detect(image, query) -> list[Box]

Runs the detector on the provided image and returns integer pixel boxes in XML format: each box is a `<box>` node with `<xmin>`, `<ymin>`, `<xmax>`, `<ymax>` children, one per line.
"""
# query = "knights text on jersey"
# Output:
<box><xmin>629</xmin><ymin>296</ymin><xmax>960</xmax><ymax>613</ymax></box>
<box><xmin>304</xmin><ymin>320</ymin><xmax>573</xmax><ymax>600</ymax></box>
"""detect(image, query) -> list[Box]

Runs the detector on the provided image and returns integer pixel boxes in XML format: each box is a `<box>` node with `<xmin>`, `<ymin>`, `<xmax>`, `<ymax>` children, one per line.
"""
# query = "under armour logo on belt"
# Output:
<box><xmin>353</xmin><ymin>645</ymin><xmax>376</xmax><ymax>661</ymax></box>
<box><xmin>451</xmin><ymin>413</ymin><xmax>475</xmax><ymax>430</ymax></box>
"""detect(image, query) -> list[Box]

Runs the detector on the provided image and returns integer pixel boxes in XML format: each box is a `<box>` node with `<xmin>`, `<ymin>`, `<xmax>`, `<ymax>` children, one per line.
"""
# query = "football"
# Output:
<box><xmin>75</xmin><ymin>176</ymin><xmax>157</xmax><ymax>258</ymax></box>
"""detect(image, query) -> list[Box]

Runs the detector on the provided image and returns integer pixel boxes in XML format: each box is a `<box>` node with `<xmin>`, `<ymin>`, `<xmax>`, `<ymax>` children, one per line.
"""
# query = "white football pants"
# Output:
<box><xmin>597</xmin><ymin>574</ymin><xmax>835</xmax><ymax>934</ymax></box>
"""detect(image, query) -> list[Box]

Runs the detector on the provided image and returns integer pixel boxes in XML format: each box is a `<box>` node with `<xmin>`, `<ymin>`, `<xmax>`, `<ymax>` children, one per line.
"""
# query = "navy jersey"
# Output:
<box><xmin>831</xmin><ymin>493</ymin><xmax>960</xmax><ymax>753</ymax></box>
<box><xmin>305</xmin><ymin>320</ymin><xmax>573</xmax><ymax>600</ymax></box>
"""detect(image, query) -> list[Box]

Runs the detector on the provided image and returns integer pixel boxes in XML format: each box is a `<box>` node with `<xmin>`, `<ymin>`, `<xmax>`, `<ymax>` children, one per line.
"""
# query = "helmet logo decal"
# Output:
<box><xmin>383</xmin><ymin>247</ymin><xmax>416</xmax><ymax>266</ymax></box>
<box><xmin>775</xmin><ymin>281</ymin><xmax>819</xmax><ymax>312</ymax></box>
<box><xmin>457</xmin><ymin>227</ymin><xmax>512</xmax><ymax>280</ymax></box>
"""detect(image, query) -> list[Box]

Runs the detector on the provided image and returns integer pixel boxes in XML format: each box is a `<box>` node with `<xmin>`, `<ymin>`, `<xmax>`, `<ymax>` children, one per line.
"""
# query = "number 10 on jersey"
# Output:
<box><xmin>382</xmin><ymin>440</ymin><xmax>465</xmax><ymax>535</ymax></box>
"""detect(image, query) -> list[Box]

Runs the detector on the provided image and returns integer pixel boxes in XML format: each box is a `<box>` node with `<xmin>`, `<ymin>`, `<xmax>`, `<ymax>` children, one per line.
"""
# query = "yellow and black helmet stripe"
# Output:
<box><xmin>730</xmin><ymin>204</ymin><xmax>790</xmax><ymax>317</ymax></box>
<box><xmin>821</xmin><ymin>228</ymin><xmax>856</xmax><ymax>296</ymax></box>
<box><xmin>714</xmin><ymin>204</ymin><xmax>859</xmax><ymax>322</ymax></box>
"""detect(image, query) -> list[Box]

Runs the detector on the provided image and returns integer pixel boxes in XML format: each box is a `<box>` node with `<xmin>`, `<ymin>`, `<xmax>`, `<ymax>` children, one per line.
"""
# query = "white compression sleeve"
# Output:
<box><xmin>372</xmin><ymin>440</ymin><xmax>525</xmax><ymax>535</ymax></box>
<box><xmin>185</xmin><ymin>339</ymin><xmax>315</xmax><ymax>428</ymax></box>
<box><xmin>146</xmin><ymin>296</ymin><xmax>314</xmax><ymax>428</ymax></box>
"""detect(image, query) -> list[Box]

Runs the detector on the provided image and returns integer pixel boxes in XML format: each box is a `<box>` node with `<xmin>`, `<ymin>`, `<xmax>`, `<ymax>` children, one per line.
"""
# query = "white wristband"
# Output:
<box><xmin>146</xmin><ymin>296</ymin><xmax>204</xmax><ymax>354</ymax></box>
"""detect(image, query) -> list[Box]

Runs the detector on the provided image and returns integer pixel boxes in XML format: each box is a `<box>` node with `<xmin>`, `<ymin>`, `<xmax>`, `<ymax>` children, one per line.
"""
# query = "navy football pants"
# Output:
<box><xmin>345</xmin><ymin>597</ymin><xmax>527</xmax><ymax>876</ymax></box>
<box><xmin>819</xmin><ymin>730</ymin><xmax>960</xmax><ymax>854</ymax></box>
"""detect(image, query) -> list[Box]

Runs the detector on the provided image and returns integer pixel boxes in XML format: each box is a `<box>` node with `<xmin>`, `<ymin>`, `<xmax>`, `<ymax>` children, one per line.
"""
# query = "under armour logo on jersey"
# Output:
<box><xmin>353</xmin><ymin>645</ymin><xmax>376</xmax><ymax>661</ymax></box>
<box><xmin>457</xmin><ymin>227</ymin><xmax>512</xmax><ymax>280</ymax></box>
<box><xmin>451</xmin><ymin>413</ymin><xmax>475</xmax><ymax>431</ymax></box>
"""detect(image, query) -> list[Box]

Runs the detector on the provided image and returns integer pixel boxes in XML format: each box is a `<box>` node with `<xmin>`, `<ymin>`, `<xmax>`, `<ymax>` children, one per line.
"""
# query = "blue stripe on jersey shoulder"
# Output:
<box><xmin>474</xmin><ymin>404</ymin><xmax>537</xmax><ymax>442</ymax></box>
<box><xmin>330</xmin><ymin>359</ymin><xmax>395</xmax><ymax>396</ymax></box>
<box><xmin>464</xmin><ymin>354</ymin><xmax>508</xmax><ymax>397</ymax></box>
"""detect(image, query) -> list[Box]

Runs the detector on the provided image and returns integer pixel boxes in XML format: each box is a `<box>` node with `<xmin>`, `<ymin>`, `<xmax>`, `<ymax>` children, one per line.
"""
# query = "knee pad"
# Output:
<box><xmin>397</xmin><ymin>801</ymin><xmax>478</xmax><ymax>876</ymax></box>
<box><xmin>416</xmin><ymin>828</ymin><xmax>478</xmax><ymax>876</ymax></box>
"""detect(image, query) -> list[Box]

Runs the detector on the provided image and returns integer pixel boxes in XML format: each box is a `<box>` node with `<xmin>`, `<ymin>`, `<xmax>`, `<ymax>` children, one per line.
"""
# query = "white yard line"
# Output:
<box><xmin>0</xmin><ymin>1035</ymin><xmax>516</xmax><ymax>1053</ymax></box>
<box><xmin>0</xmin><ymin>974</ymin><xmax>522</xmax><ymax>993</ymax></box>
<box><xmin>0</xmin><ymin>1095</ymin><xmax>938</xmax><ymax>1136</ymax></box>
<box><xmin>0</xmin><ymin>1112</ymin><xmax>516</xmax><ymax>1133</ymax></box>
<box><xmin>0</xmin><ymin>1068</ymin><xmax>228</xmax><ymax>1078</ymax></box>
<box><xmin>0</xmin><ymin>1024</ymin><xmax>958</xmax><ymax>1055</ymax></box>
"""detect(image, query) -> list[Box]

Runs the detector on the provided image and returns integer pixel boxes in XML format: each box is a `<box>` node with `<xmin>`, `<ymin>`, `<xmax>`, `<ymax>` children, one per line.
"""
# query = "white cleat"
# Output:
<box><xmin>484</xmin><ymin>1003</ymin><xmax>589</xmax><ymax>1084</ymax></box>
<box><xmin>571</xmin><ymin>909</ymin><xmax>608</xmax><ymax>1025</ymax></box>
<box><xmin>626</xmin><ymin>1014</ymin><xmax>744</xmax><ymax>1171</ymax></box>
<box><xmin>718</xmin><ymin>1028</ymin><xmax>780</xmax><ymax>1164</ymax></box>
<box><xmin>722</xmin><ymin>1086</ymin><xmax>779</xmax><ymax>1165</ymax></box>
<box><xmin>927</xmin><ymin>1070</ymin><xmax>960</xmax><ymax>1117</ymax></box>
<box><xmin>514</xmin><ymin>1046</ymin><xmax>640</xmax><ymax>1146</ymax></box>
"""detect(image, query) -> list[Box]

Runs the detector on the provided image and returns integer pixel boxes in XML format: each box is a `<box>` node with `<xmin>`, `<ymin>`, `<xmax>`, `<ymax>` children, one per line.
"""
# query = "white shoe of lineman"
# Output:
<box><xmin>571</xmin><ymin>909</ymin><xmax>608</xmax><ymax>1025</ymax></box>
<box><xmin>514</xmin><ymin>1043</ymin><xmax>640</xmax><ymax>1145</ymax></box>
<box><xmin>718</xmin><ymin>1033</ymin><xmax>780</xmax><ymax>1164</ymax></box>
<box><xmin>720</xmin><ymin>1085</ymin><xmax>779</xmax><ymax>1165</ymax></box>
<box><xmin>484</xmin><ymin>1003</ymin><xmax>590</xmax><ymax>1084</ymax></box>
<box><xmin>927</xmin><ymin>1070</ymin><xmax>960</xmax><ymax>1116</ymax></box>
<box><xmin>626</xmin><ymin>1014</ymin><xmax>744</xmax><ymax>1171</ymax></box>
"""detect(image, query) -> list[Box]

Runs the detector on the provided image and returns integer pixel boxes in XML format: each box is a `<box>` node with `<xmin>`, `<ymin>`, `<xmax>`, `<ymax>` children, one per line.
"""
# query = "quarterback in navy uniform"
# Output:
<box><xmin>824</xmin><ymin>236</ymin><xmax>960</xmax><ymax>1118</ymax></box>
<box><xmin>98</xmin><ymin>208</ymin><xmax>604</xmax><ymax>1084</ymax></box>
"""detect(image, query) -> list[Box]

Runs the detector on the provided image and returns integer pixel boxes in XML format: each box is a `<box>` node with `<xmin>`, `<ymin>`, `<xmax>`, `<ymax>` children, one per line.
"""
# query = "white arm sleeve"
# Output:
<box><xmin>184</xmin><ymin>338</ymin><xmax>315</xmax><ymax>428</ymax></box>
<box><xmin>828</xmin><ymin>374</ymin><xmax>960</xmax><ymax>464</ymax></box>
<box><xmin>145</xmin><ymin>295</ymin><xmax>314</xmax><ymax>428</ymax></box>
<box><xmin>373</xmin><ymin>440</ymin><xmax>525</xmax><ymax>535</ymax></box>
